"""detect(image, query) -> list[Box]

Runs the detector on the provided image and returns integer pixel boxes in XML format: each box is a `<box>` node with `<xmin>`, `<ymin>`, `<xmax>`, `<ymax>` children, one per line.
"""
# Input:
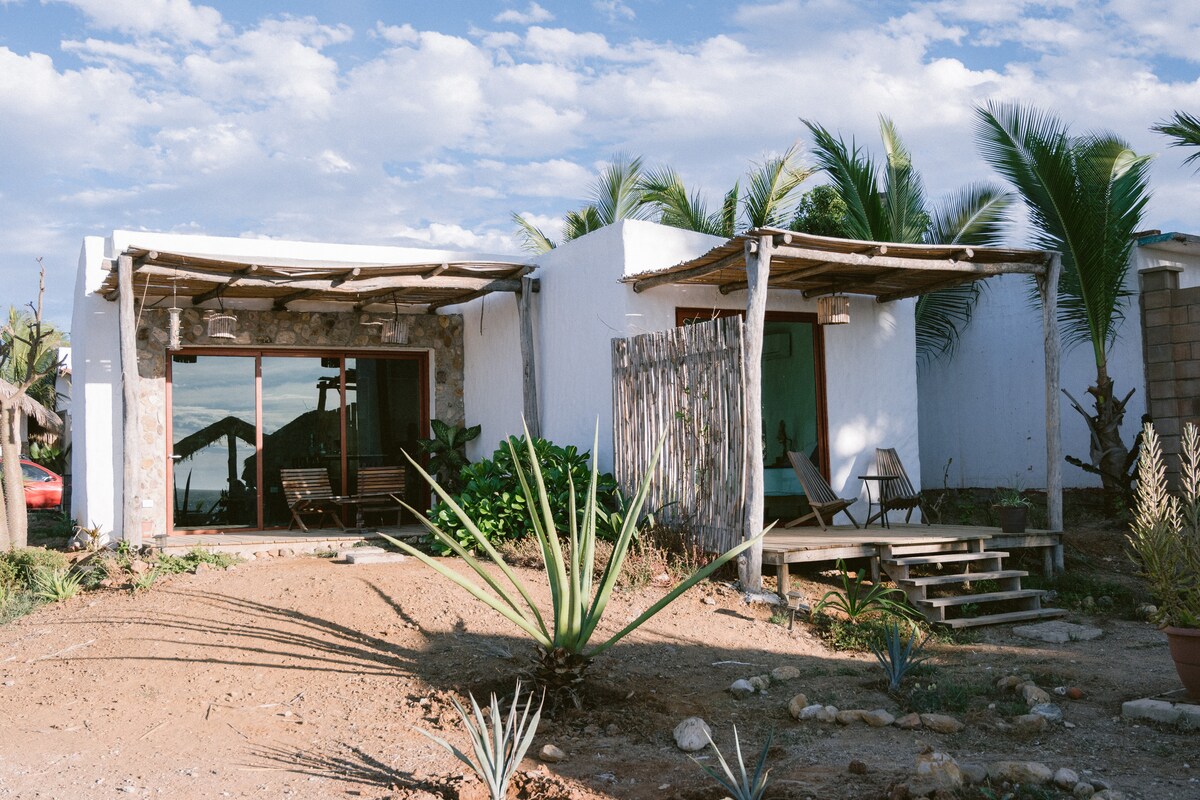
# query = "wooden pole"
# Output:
<box><xmin>1040</xmin><ymin>254</ymin><xmax>1064</xmax><ymax>548</ymax></box>
<box><xmin>740</xmin><ymin>236</ymin><xmax>771</xmax><ymax>591</ymax></box>
<box><xmin>518</xmin><ymin>275</ymin><xmax>541</xmax><ymax>438</ymax></box>
<box><xmin>117</xmin><ymin>254</ymin><xmax>142</xmax><ymax>548</ymax></box>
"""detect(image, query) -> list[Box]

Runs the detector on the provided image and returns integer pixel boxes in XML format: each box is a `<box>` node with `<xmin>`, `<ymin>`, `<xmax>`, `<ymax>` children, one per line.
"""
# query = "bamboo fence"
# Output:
<box><xmin>611</xmin><ymin>316</ymin><xmax>746</xmax><ymax>553</ymax></box>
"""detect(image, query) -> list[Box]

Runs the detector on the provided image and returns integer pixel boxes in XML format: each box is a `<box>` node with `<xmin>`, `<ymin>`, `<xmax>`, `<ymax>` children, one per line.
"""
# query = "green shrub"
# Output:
<box><xmin>0</xmin><ymin>590</ymin><xmax>38</xmax><ymax>625</ymax></box>
<box><xmin>32</xmin><ymin>567</ymin><xmax>82</xmax><ymax>602</ymax></box>
<box><xmin>0</xmin><ymin>548</ymin><xmax>70</xmax><ymax>591</ymax></box>
<box><xmin>426</xmin><ymin>435</ymin><xmax>622</xmax><ymax>555</ymax></box>
<box><xmin>155</xmin><ymin>548</ymin><xmax>239</xmax><ymax>574</ymax></box>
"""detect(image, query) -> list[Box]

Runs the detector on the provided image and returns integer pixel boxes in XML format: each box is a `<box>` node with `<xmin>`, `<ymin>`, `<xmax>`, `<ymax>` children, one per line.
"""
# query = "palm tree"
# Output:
<box><xmin>803</xmin><ymin>117</ymin><xmax>1013</xmax><ymax>362</ymax></box>
<box><xmin>512</xmin><ymin>153</ymin><xmax>652</xmax><ymax>253</ymax></box>
<box><xmin>1152</xmin><ymin>111</ymin><xmax>1200</xmax><ymax>167</ymax></box>
<box><xmin>975</xmin><ymin>101</ymin><xmax>1153</xmax><ymax>503</ymax></box>
<box><xmin>638</xmin><ymin>145</ymin><xmax>812</xmax><ymax>237</ymax></box>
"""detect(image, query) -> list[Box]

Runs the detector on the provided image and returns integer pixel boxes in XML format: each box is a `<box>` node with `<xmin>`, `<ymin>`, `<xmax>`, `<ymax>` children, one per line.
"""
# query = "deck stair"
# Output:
<box><xmin>880</xmin><ymin>536</ymin><xmax>1066</xmax><ymax>628</ymax></box>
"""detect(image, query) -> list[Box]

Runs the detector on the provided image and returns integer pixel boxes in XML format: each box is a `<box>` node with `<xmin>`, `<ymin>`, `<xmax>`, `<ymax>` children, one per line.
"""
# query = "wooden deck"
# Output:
<box><xmin>150</xmin><ymin>524</ymin><xmax>425</xmax><ymax>556</ymax></box>
<box><xmin>762</xmin><ymin>523</ymin><xmax>1063</xmax><ymax>595</ymax></box>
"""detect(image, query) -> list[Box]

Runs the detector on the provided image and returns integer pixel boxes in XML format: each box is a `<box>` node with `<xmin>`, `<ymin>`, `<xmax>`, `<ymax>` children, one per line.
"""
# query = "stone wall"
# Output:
<box><xmin>132</xmin><ymin>307</ymin><xmax>464</xmax><ymax>537</ymax></box>
<box><xmin>1140</xmin><ymin>266</ymin><xmax>1200</xmax><ymax>482</ymax></box>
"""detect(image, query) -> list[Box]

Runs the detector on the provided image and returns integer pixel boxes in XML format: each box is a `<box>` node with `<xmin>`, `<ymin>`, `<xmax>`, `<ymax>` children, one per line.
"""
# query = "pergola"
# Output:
<box><xmin>101</xmin><ymin>247</ymin><xmax>538</xmax><ymax>546</ymax></box>
<box><xmin>624</xmin><ymin>228</ymin><xmax>1063</xmax><ymax>589</ymax></box>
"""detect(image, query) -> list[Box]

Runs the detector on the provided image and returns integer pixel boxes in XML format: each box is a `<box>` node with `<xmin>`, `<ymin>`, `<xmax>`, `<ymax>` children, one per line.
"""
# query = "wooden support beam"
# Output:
<box><xmin>769</xmin><ymin>244</ymin><xmax>1044</xmax><ymax>275</ymax></box>
<box><xmin>134</xmin><ymin>264</ymin><xmax>522</xmax><ymax>294</ymax></box>
<box><xmin>425</xmin><ymin>278</ymin><xmax>536</xmax><ymax>312</ymax></box>
<box><xmin>425</xmin><ymin>263</ymin><xmax>450</xmax><ymax>279</ymax></box>
<box><xmin>330</xmin><ymin>267</ymin><xmax>361</xmax><ymax>288</ymax></box>
<box><xmin>740</xmin><ymin>236</ymin><xmax>769</xmax><ymax>592</ymax></box>
<box><xmin>518</xmin><ymin>275</ymin><xmax>540</xmax><ymax>438</ymax></box>
<box><xmin>273</xmin><ymin>289</ymin><xmax>316</xmax><ymax>310</ymax></box>
<box><xmin>875</xmin><ymin>273</ymin><xmax>989</xmax><ymax>303</ymax></box>
<box><xmin>117</xmin><ymin>255</ymin><xmax>142</xmax><ymax>548</ymax></box>
<box><xmin>191</xmin><ymin>266</ymin><xmax>259</xmax><ymax>305</ymax></box>
<box><xmin>801</xmin><ymin>277</ymin><xmax>878</xmax><ymax>298</ymax></box>
<box><xmin>718</xmin><ymin>260</ymin><xmax>842</xmax><ymax>294</ymax></box>
<box><xmin>1040</xmin><ymin>253</ymin><xmax>1064</xmax><ymax>541</ymax></box>
<box><xmin>631</xmin><ymin>249</ymin><xmax>751</xmax><ymax>293</ymax></box>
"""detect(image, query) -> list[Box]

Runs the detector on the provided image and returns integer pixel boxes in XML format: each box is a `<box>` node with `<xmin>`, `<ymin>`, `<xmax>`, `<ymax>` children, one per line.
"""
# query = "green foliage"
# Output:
<box><xmin>417</xmin><ymin>419</ymin><xmax>481</xmax><ymax>492</ymax></box>
<box><xmin>130</xmin><ymin>568</ymin><xmax>160</xmax><ymax>593</ymax></box>
<box><xmin>0</xmin><ymin>548</ymin><xmax>69</xmax><ymax>591</ymax></box>
<box><xmin>691</xmin><ymin>726</ymin><xmax>772</xmax><ymax>800</ymax></box>
<box><xmin>871</xmin><ymin>622</ymin><xmax>930</xmax><ymax>693</ymax></box>
<box><xmin>416</xmin><ymin>681</ymin><xmax>542</xmax><ymax>800</ymax></box>
<box><xmin>1024</xmin><ymin>571</ymin><xmax>1142</xmax><ymax>618</ymax></box>
<box><xmin>387</xmin><ymin>425</ymin><xmax>766</xmax><ymax>690</ymax></box>
<box><xmin>812</xmin><ymin>561</ymin><xmax>914</xmax><ymax>622</ymax></box>
<box><xmin>1127</xmin><ymin>422</ymin><xmax>1200</xmax><ymax>627</ymax></box>
<box><xmin>791</xmin><ymin>184</ymin><xmax>851</xmax><ymax>238</ymax></box>
<box><xmin>426</xmin><ymin>435</ymin><xmax>621</xmax><ymax>555</ymax></box>
<box><xmin>31</xmin><ymin>566</ymin><xmax>81</xmax><ymax>602</ymax></box>
<box><xmin>994</xmin><ymin>487</ymin><xmax>1033</xmax><ymax>508</ymax></box>
<box><xmin>0</xmin><ymin>589</ymin><xmax>37</xmax><ymax>625</ymax></box>
<box><xmin>155</xmin><ymin>548</ymin><xmax>239</xmax><ymax>574</ymax></box>
<box><xmin>1153</xmin><ymin>110</ymin><xmax>1200</xmax><ymax>169</ymax></box>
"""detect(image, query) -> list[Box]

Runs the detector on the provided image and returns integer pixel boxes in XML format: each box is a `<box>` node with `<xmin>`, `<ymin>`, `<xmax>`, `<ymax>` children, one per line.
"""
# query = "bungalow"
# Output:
<box><xmin>69</xmin><ymin>221</ymin><xmax>1056</xmax><ymax>588</ymax></box>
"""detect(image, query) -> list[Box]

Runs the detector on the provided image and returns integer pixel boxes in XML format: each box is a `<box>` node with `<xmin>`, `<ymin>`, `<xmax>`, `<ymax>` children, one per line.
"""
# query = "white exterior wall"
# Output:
<box><xmin>462</xmin><ymin>219</ymin><xmax>923</xmax><ymax>508</ymax></box>
<box><xmin>917</xmin><ymin>258</ymin><xmax>1154</xmax><ymax>491</ymax></box>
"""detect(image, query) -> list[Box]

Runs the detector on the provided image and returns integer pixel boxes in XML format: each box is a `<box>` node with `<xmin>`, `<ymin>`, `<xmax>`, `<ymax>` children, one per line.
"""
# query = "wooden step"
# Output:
<box><xmin>884</xmin><ymin>540</ymin><xmax>977</xmax><ymax>557</ymax></box>
<box><xmin>923</xmin><ymin>589</ymin><xmax>1046</xmax><ymax>607</ymax></box>
<box><xmin>941</xmin><ymin>608</ymin><xmax>1067</xmax><ymax>629</ymax></box>
<box><xmin>899</xmin><ymin>569</ymin><xmax>1027</xmax><ymax>587</ymax></box>
<box><xmin>883</xmin><ymin>551</ymin><xmax>1009</xmax><ymax>567</ymax></box>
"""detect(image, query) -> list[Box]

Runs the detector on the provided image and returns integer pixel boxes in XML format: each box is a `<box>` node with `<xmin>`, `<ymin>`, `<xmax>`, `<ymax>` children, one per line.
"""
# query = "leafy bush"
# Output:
<box><xmin>155</xmin><ymin>548</ymin><xmax>239</xmax><ymax>574</ymax></box>
<box><xmin>426</xmin><ymin>435</ymin><xmax>622</xmax><ymax>555</ymax></box>
<box><xmin>0</xmin><ymin>548</ymin><xmax>70</xmax><ymax>592</ymax></box>
<box><xmin>417</xmin><ymin>419</ymin><xmax>481</xmax><ymax>492</ymax></box>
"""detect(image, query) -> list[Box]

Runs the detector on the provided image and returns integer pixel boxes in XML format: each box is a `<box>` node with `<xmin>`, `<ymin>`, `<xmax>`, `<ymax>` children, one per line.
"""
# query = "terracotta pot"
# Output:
<box><xmin>995</xmin><ymin>505</ymin><xmax>1028</xmax><ymax>534</ymax></box>
<box><xmin>1165</xmin><ymin>626</ymin><xmax>1200</xmax><ymax>700</ymax></box>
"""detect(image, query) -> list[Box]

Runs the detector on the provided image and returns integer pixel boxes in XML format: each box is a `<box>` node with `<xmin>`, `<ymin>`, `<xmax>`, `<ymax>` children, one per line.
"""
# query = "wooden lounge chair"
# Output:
<box><xmin>280</xmin><ymin>468</ymin><xmax>349</xmax><ymax>532</ymax></box>
<box><xmin>784</xmin><ymin>451</ymin><xmax>860</xmax><ymax>530</ymax></box>
<box><xmin>352</xmin><ymin>466</ymin><xmax>407</xmax><ymax>526</ymax></box>
<box><xmin>870</xmin><ymin>447</ymin><xmax>924</xmax><ymax>525</ymax></box>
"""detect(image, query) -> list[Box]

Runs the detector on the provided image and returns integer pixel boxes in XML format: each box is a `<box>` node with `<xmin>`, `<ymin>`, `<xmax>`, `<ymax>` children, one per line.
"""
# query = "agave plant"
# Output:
<box><xmin>692</xmin><ymin>726</ymin><xmax>773</xmax><ymax>800</ymax></box>
<box><xmin>31</xmin><ymin>566</ymin><xmax>81</xmax><ymax>602</ymax></box>
<box><xmin>812</xmin><ymin>560</ymin><xmax>913</xmax><ymax>622</ymax></box>
<box><xmin>385</xmin><ymin>424</ymin><xmax>766</xmax><ymax>695</ymax></box>
<box><xmin>417</xmin><ymin>681</ymin><xmax>542</xmax><ymax>800</ymax></box>
<box><xmin>871</xmin><ymin>621</ymin><xmax>930</xmax><ymax>693</ymax></box>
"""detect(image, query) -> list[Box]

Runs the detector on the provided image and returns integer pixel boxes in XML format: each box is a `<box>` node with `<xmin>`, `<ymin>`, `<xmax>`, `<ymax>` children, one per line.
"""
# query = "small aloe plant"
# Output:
<box><xmin>692</xmin><ymin>726</ymin><xmax>773</xmax><ymax>800</ymax></box>
<box><xmin>31</xmin><ymin>566</ymin><xmax>82</xmax><ymax>603</ymax></box>
<box><xmin>417</xmin><ymin>681</ymin><xmax>542</xmax><ymax>800</ymax></box>
<box><xmin>813</xmin><ymin>560</ymin><xmax>913</xmax><ymax>621</ymax></box>
<box><xmin>871</xmin><ymin>621</ymin><xmax>930</xmax><ymax>693</ymax></box>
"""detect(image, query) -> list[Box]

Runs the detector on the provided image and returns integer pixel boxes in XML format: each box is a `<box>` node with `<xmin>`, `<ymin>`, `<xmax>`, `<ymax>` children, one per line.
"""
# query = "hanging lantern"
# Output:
<box><xmin>206</xmin><ymin>310</ymin><xmax>237</xmax><ymax>340</ymax></box>
<box><xmin>817</xmin><ymin>294</ymin><xmax>850</xmax><ymax>325</ymax></box>
<box><xmin>380</xmin><ymin>316</ymin><xmax>410</xmax><ymax>344</ymax></box>
<box><xmin>167</xmin><ymin>307</ymin><xmax>183</xmax><ymax>350</ymax></box>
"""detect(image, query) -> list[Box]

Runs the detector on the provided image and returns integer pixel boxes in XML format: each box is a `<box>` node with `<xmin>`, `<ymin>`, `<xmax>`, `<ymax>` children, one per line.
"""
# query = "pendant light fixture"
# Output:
<box><xmin>205</xmin><ymin>286</ymin><xmax>237</xmax><ymax>340</ymax></box>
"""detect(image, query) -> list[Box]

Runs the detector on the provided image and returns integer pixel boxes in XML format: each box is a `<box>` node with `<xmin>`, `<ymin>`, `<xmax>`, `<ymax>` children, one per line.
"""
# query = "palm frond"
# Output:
<box><xmin>803</xmin><ymin>120</ymin><xmax>886</xmax><ymax>240</ymax></box>
<box><xmin>638</xmin><ymin>167</ymin><xmax>722</xmax><ymax>235</ymax></box>
<box><xmin>878</xmin><ymin>116</ymin><xmax>929</xmax><ymax>244</ymax></box>
<box><xmin>592</xmin><ymin>152</ymin><xmax>652</xmax><ymax>225</ymax></box>
<box><xmin>719</xmin><ymin>184</ymin><xmax>740</xmax><ymax>238</ymax></box>
<box><xmin>914</xmin><ymin>283</ymin><xmax>984</xmax><ymax>365</ymax></box>
<box><xmin>563</xmin><ymin>205</ymin><xmax>606</xmax><ymax>242</ymax></box>
<box><xmin>1152</xmin><ymin>110</ymin><xmax>1200</xmax><ymax>168</ymax></box>
<box><xmin>741</xmin><ymin>144</ymin><xmax>812</xmax><ymax>229</ymax></box>
<box><xmin>926</xmin><ymin>182</ymin><xmax>1012</xmax><ymax>247</ymax></box>
<box><xmin>510</xmin><ymin>212</ymin><xmax>556</xmax><ymax>254</ymax></box>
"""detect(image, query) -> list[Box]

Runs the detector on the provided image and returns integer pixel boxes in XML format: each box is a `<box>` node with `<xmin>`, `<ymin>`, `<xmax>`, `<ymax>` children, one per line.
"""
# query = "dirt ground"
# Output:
<box><xmin>0</xmin><ymin>529</ymin><xmax>1195</xmax><ymax>800</ymax></box>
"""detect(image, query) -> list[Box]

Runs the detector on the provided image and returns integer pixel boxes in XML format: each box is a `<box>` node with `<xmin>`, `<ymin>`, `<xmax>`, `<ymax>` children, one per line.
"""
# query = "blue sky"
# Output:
<box><xmin>2</xmin><ymin>0</ymin><xmax>1199</xmax><ymax>326</ymax></box>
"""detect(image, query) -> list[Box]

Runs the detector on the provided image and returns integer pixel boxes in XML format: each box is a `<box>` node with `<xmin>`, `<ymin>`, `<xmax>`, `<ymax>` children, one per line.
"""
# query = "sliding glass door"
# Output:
<box><xmin>168</xmin><ymin>350</ymin><xmax>427</xmax><ymax>533</ymax></box>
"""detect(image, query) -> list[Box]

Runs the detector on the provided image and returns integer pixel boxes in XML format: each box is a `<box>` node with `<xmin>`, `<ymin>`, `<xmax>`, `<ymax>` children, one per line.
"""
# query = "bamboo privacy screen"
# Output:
<box><xmin>611</xmin><ymin>315</ymin><xmax>746</xmax><ymax>553</ymax></box>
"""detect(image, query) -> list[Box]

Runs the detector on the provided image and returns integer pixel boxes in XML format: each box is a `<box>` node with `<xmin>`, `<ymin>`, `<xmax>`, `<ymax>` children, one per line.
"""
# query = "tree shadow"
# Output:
<box><xmin>246</xmin><ymin>742</ymin><xmax>455</xmax><ymax>798</ymax></box>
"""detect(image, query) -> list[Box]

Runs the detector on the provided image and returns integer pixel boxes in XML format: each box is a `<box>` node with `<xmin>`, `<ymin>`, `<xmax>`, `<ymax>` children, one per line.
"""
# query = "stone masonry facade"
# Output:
<box><xmin>132</xmin><ymin>307</ymin><xmax>464</xmax><ymax>539</ymax></box>
<box><xmin>1140</xmin><ymin>266</ymin><xmax>1200</xmax><ymax>482</ymax></box>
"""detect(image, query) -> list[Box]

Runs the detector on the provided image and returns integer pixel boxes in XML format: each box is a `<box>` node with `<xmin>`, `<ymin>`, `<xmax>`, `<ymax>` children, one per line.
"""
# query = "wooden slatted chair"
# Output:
<box><xmin>353</xmin><ymin>466</ymin><xmax>407</xmax><ymax>526</ymax></box>
<box><xmin>871</xmin><ymin>447</ymin><xmax>925</xmax><ymax>525</ymax></box>
<box><xmin>784</xmin><ymin>451</ymin><xmax>860</xmax><ymax>530</ymax></box>
<box><xmin>280</xmin><ymin>468</ymin><xmax>349</xmax><ymax>532</ymax></box>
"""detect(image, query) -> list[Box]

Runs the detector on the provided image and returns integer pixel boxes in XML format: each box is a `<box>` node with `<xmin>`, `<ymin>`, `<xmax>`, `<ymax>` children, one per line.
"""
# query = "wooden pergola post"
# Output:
<box><xmin>740</xmin><ymin>235</ymin><xmax>771</xmax><ymax>591</ymax></box>
<box><xmin>1039</xmin><ymin>253</ymin><xmax>1064</xmax><ymax>567</ymax></box>
<box><xmin>518</xmin><ymin>275</ymin><xmax>540</xmax><ymax>438</ymax></box>
<box><xmin>117</xmin><ymin>254</ymin><xmax>142</xmax><ymax>548</ymax></box>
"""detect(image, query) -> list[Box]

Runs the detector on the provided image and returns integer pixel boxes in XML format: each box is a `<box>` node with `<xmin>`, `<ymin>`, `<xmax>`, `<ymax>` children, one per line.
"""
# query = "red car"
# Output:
<box><xmin>20</xmin><ymin>458</ymin><xmax>63</xmax><ymax>510</ymax></box>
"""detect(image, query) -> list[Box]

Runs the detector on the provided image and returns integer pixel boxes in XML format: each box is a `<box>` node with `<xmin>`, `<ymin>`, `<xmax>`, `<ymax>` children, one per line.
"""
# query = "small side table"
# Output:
<box><xmin>858</xmin><ymin>474</ymin><xmax>899</xmax><ymax>529</ymax></box>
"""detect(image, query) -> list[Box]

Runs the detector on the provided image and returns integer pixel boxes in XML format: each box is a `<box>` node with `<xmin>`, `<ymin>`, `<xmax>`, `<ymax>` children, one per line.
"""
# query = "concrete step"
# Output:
<box><xmin>899</xmin><ymin>569</ymin><xmax>1028</xmax><ymax>587</ymax></box>
<box><xmin>923</xmin><ymin>589</ymin><xmax>1047</xmax><ymax>607</ymax></box>
<box><xmin>883</xmin><ymin>551</ymin><xmax>1008</xmax><ymax>567</ymax></box>
<box><xmin>941</xmin><ymin>608</ymin><xmax>1067</xmax><ymax>629</ymax></box>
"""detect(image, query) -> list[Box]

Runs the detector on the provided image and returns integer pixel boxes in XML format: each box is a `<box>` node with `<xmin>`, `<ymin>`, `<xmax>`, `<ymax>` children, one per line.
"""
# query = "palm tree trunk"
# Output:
<box><xmin>1072</xmin><ymin>360</ymin><xmax>1135</xmax><ymax>508</ymax></box>
<box><xmin>1</xmin><ymin>407</ymin><xmax>27</xmax><ymax>547</ymax></box>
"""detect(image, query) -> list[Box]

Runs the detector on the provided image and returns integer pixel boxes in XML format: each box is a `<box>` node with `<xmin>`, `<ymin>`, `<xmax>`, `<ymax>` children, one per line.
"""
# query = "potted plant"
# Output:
<box><xmin>993</xmin><ymin>487</ymin><xmax>1032</xmax><ymax>533</ymax></box>
<box><xmin>1128</xmin><ymin>422</ymin><xmax>1200</xmax><ymax>699</ymax></box>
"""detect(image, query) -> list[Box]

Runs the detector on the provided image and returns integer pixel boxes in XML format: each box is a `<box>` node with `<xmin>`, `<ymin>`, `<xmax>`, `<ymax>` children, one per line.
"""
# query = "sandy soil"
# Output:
<box><xmin>0</xmin><ymin>535</ymin><xmax>1194</xmax><ymax>800</ymax></box>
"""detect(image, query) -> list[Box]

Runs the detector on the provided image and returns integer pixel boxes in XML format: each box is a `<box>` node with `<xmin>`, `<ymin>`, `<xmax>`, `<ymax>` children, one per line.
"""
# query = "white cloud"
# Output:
<box><xmin>593</xmin><ymin>1</ymin><xmax>636</xmax><ymax>22</ymax></box>
<box><xmin>52</xmin><ymin>0</ymin><xmax>225</xmax><ymax>45</ymax></box>
<box><xmin>494</xmin><ymin>3</ymin><xmax>555</xmax><ymax>26</ymax></box>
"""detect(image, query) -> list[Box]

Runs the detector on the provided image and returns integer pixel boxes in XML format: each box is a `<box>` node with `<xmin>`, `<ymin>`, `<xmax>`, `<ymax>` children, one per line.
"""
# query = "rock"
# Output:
<box><xmin>819</xmin><ymin>705</ymin><xmax>838</xmax><ymax>722</ymax></box>
<box><xmin>1023</xmin><ymin>684</ymin><xmax>1052</xmax><ymax>706</ymax></box>
<box><xmin>919</xmin><ymin>714</ymin><xmax>963</xmax><ymax>734</ymax></box>
<box><xmin>1093</xmin><ymin>792</ymin><xmax>1126</xmax><ymax>800</ymax></box>
<box><xmin>729</xmin><ymin>679</ymin><xmax>756</xmax><ymax>700</ymax></box>
<box><xmin>996</xmin><ymin>675</ymin><xmax>1024</xmax><ymax>691</ymax></box>
<box><xmin>1090</xmin><ymin>778</ymin><xmax>1113</xmax><ymax>791</ymax></box>
<box><xmin>895</xmin><ymin>712</ymin><xmax>922</xmax><ymax>730</ymax></box>
<box><xmin>605</xmin><ymin>723</ymin><xmax>619</xmax><ymax>736</ymax></box>
<box><xmin>673</xmin><ymin>717</ymin><xmax>711</xmax><ymax>752</ymax></box>
<box><xmin>787</xmin><ymin>694</ymin><xmax>809</xmax><ymax>719</ymax></box>
<box><xmin>194</xmin><ymin>561</ymin><xmax>213</xmax><ymax>573</ymax></box>
<box><xmin>1012</xmin><ymin>621</ymin><xmax>1103</xmax><ymax>644</ymax></box>
<box><xmin>864</xmin><ymin>709</ymin><xmax>896</xmax><ymax>728</ymax></box>
<box><xmin>1054</xmin><ymin>768</ymin><xmax>1080</xmax><ymax>789</ymax></box>
<box><xmin>1097</xmin><ymin>595</ymin><xmax>1114</xmax><ymax>610</ymax></box>
<box><xmin>909</xmin><ymin>750</ymin><xmax>962</xmax><ymax>797</ymax></box>
<box><xmin>747</xmin><ymin>675</ymin><xmax>771</xmax><ymax>692</ymax></box>
<box><xmin>1030</xmin><ymin>703</ymin><xmax>1063</xmax><ymax>722</ymax></box>
<box><xmin>1066</xmin><ymin>687</ymin><xmax>1085</xmax><ymax>700</ymax></box>
<box><xmin>538</xmin><ymin>744</ymin><xmax>565</xmax><ymax>763</ymax></box>
<box><xmin>771</xmin><ymin>665</ymin><xmax>801</xmax><ymax>682</ymax></box>
<box><xmin>1074</xmin><ymin>781</ymin><xmax>1096</xmax><ymax>798</ymax></box>
<box><xmin>1012</xmin><ymin>714</ymin><xmax>1048</xmax><ymax>734</ymax></box>
<box><xmin>255</xmin><ymin>551</ymin><xmax>272</xmax><ymax>560</ymax></box>
<box><xmin>848</xmin><ymin>759</ymin><xmax>869</xmax><ymax>775</ymax></box>
<box><xmin>798</xmin><ymin>703</ymin><xmax>826</xmax><ymax>721</ymax></box>
<box><xmin>959</xmin><ymin>763</ymin><xmax>987</xmax><ymax>785</ymax></box>
<box><xmin>987</xmin><ymin>761</ymin><xmax>1053</xmax><ymax>785</ymax></box>
<box><xmin>836</xmin><ymin>709</ymin><xmax>865</xmax><ymax>725</ymax></box>
<box><xmin>1136</xmin><ymin>603</ymin><xmax>1158</xmax><ymax>621</ymax></box>
<box><xmin>129</xmin><ymin>560</ymin><xmax>150</xmax><ymax>575</ymax></box>
<box><xmin>703</xmin><ymin>596</ymin><xmax>716</xmax><ymax>606</ymax></box>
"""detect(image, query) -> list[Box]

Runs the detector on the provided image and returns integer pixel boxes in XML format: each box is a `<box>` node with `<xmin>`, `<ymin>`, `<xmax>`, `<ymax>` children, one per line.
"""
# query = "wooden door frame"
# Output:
<box><xmin>675</xmin><ymin>307</ymin><xmax>831</xmax><ymax>478</ymax></box>
<box><xmin>166</xmin><ymin>348</ymin><xmax>430</xmax><ymax>535</ymax></box>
